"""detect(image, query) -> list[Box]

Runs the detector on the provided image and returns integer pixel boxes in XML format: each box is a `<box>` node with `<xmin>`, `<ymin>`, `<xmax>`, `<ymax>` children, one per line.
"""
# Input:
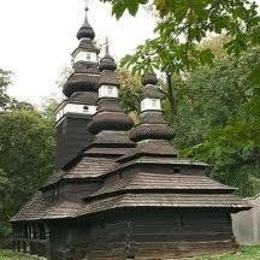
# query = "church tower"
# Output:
<box><xmin>55</xmin><ymin>7</ymin><xmax>100</xmax><ymax>169</ymax></box>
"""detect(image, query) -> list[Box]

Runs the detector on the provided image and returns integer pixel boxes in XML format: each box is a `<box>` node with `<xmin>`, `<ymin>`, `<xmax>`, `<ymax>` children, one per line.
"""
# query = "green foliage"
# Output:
<box><xmin>176</xmin><ymin>48</ymin><xmax>260</xmax><ymax>196</ymax></box>
<box><xmin>41</xmin><ymin>98</ymin><xmax>59</xmax><ymax>122</ymax></box>
<box><xmin>0</xmin><ymin>109</ymin><xmax>55</xmax><ymax>238</ymax></box>
<box><xmin>118</xmin><ymin>0</ymin><xmax>260</xmax><ymax>74</ymax></box>
<box><xmin>0</xmin><ymin>249</ymin><xmax>37</xmax><ymax>259</ymax></box>
<box><xmin>0</xmin><ymin>69</ymin><xmax>12</xmax><ymax>109</ymax></box>
<box><xmin>193</xmin><ymin>245</ymin><xmax>260</xmax><ymax>259</ymax></box>
<box><xmin>117</xmin><ymin>68</ymin><xmax>143</xmax><ymax>123</ymax></box>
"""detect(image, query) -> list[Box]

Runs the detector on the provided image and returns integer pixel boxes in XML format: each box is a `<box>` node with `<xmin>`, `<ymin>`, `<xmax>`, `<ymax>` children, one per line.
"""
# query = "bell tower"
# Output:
<box><xmin>55</xmin><ymin>6</ymin><xmax>100</xmax><ymax>169</ymax></box>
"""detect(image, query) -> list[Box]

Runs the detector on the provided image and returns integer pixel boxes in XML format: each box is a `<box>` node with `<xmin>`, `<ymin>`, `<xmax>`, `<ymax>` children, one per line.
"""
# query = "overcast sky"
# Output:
<box><xmin>0</xmin><ymin>0</ymin><xmax>156</xmax><ymax>106</ymax></box>
<box><xmin>0</xmin><ymin>1</ymin><xmax>259</xmax><ymax>107</ymax></box>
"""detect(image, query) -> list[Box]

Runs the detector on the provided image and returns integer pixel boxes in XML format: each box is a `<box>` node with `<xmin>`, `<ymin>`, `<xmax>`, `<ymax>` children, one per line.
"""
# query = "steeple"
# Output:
<box><xmin>99</xmin><ymin>38</ymin><xmax>117</xmax><ymax>71</ymax></box>
<box><xmin>77</xmin><ymin>7</ymin><xmax>95</xmax><ymax>40</ymax></box>
<box><xmin>129</xmin><ymin>72</ymin><xmax>175</xmax><ymax>143</ymax></box>
<box><xmin>55</xmin><ymin>6</ymin><xmax>100</xmax><ymax>169</ymax></box>
<box><xmin>86</xmin><ymin>44</ymin><xmax>134</xmax><ymax>152</ymax></box>
<box><xmin>62</xmin><ymin>6</ymin><xmax>100</xmax><ymax>98</ymax></box>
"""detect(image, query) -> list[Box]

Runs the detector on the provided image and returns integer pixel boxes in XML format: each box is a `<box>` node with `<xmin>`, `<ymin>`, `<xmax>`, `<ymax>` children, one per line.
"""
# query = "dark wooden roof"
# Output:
<box><xmin>88</xmin><ymin>172</ymin><xmax>236</xmax><ymax>199</ymax></box>
<box><xmin>11</xmin><ymin>189</ymin><xmax>250</xmax><ymax>222</ymax></box>
<box><xmin>78</xmin><ymin>193</ymin><xmax>250</xmax><ymax>216</ymax></box>
<box><xmin>11</xmin><ymin>192</ymin><xmax>82</xmax><ymax>222</ymax></box>
<box><xmin>69</xmin><ymin>91</ymin><xmax>98</xmax><ymax>105</ymax></box>
<box><xmin>65</xmin><ymin>157</ymin><xmax>117</xmax><ymax>179</ymax></box>
<box><xmin>41</xmin><ymin>157</ymin><xmax>118</xmax><ymax>190</ymax></box>
<box><xmin>117</xmin><ymin>140</ymin><xmax>178</xmax><ymax>163</ymax></box>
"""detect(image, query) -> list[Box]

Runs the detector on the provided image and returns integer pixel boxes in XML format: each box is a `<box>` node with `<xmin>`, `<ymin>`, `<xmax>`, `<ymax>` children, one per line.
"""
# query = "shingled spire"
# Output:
<box><xmin>85</xmin><ymin>41</ymin><xmax>134</xmax><ymax>154</ymax></box>
<box><xmin>63</xmin><ymin>6</ymin><xmax>100</xmax><ymax>98</ymax></box>
<box><xmin>130</xmin><ymin>72</ymin><xmax>175</xmax><ymax>143</ymax></box>
<box><xmin>55</xmin><ymin>6</ymin><xmax>100</xmax><ymax>169</ymax></box>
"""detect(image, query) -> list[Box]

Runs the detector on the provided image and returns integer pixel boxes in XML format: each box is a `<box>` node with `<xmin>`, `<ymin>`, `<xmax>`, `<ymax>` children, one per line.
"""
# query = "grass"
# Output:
<box><xmin>0</xmin><ymin>250</ymin><xmax>37</xmax><ymax>260</ymax></box>
<box><xmin>0</xmin><ymin>246</ymin><xmax>260</xmax><ymax>259</ymax></box>
<box><xmin>193</xmin><ymin>246</ymin><xmax>260</xmax><ymax>259</ymax></box>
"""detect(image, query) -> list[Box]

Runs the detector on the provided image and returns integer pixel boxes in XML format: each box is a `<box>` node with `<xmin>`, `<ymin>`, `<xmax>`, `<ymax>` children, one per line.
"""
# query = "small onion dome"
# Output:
<box><xmin>99</xmin><ymin>41</ymin><xmax>117</xmax><ymax>71</ymax></box>
<box><xmin>99</xmin><ymin>55</ymin><xmax>117</xmax><ymax>71</ymax></box>
<box><xmin>99</xmin><ymin>41</ymin><xmax>119</xmax><ymax>85</ymax></box>
<box><xmin>87</xmin><ymin>112</ymin><xmax>134</xmax><ymax>135</ymax></box>
<box><xmin>77</xmin><ymin>7</ymin><xmax>95</xmax><ymax>40</ymax></box>
<box><xmin>141</xmin><ymin>72</ymin><xmax>158</xmax><ymax>86</ymax></box>
<box><xmin>129</xmin><ymin>123</ymin><xmax>175</xmax><ymax>142</ymax></box>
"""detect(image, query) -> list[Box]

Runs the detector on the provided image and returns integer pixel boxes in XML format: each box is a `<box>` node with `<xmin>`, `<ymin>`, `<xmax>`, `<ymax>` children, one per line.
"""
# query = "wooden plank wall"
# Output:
<box><xmin>49</xmin><ymin>208</ymin><xmax>236</xmax><ymax>260</ymax></box>
<box><xmin>56</xmin><ymin>117</ymin><xmax>93</xmax><ymax>169</ymax></box>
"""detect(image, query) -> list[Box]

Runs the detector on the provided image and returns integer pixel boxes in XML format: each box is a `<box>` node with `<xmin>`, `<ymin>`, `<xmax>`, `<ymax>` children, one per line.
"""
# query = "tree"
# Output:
<box><xmin>175</xmin><ymin>48</ymin><xmax>260</xmax><ymax>196</ymax></box>
<box><xmin>117</xmin><ymin>68</ymin><xmax>142</xmax><ymax>123</ymax></box>
<box><xmin>0</xmin><ymin>69</ymin><xmax>12</xmax><ymax>110</ymax></box>
<box><xmin>0</xmin><ymin>109</ymin><xmax>56</xmax><ymax>238</ymax></box>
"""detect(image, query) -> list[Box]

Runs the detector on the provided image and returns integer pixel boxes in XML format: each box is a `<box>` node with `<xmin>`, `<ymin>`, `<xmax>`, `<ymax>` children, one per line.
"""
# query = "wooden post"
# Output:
<box><xmin>45</xmin><ymin>223</ymin><xmax>51</xmax><ymax>260</ymax></box>
<box><xmin>125</xmin><ymin>221</ymin><xmax>135</xmax><ymax>259</ymax></box>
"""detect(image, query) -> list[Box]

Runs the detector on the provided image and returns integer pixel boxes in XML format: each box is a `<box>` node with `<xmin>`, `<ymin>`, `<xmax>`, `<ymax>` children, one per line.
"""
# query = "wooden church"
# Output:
<box><xmin>11</xmin><ymin>7</ymin><xmax>250</xmax><ymax>260</ymax></box>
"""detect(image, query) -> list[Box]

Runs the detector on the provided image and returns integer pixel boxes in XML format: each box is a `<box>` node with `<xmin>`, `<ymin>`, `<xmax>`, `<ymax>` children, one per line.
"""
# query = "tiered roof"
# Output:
<box><xmin>76</xmin><ymin>72</ymin><xmax>250</xmax><ymax>214</ymax></box>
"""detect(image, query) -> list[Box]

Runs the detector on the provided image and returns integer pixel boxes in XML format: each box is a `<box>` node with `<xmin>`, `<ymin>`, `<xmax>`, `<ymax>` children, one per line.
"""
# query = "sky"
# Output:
<box><xmin>0</xmin><ymin>0</ymin><xmax>156</xmax><ymax>107</ymax></box>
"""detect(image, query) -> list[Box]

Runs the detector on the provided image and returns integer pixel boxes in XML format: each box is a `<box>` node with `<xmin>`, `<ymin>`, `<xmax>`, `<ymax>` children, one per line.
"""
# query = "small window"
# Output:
<box><xmin>174</xmin><ymin>168</ymin><xmax>181</xmax><ymax>173</ymax></box>
<box><xmin>83</xmin><ymin>105</ymin><xmax>89</xmax><ymax>112</ymax></box>
<box><xmin>86</xmin><ymin>53</ymin><xmax>91</xmax><ymax>60</ymax></box>
<box><xmin>107</xmin><ymin>86</ymin><xmax>113</xmax><ymax>95</ymax></box>
<box><xmin>152</xmin><ymin>99</ymin><xmax>158</xmax><ymax>107</ymax></box>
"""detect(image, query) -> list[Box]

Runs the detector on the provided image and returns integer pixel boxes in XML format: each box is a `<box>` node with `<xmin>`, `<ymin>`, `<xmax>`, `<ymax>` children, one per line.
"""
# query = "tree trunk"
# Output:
<box><xmin>166</xmin><ymin>72</ymin><xmax>176</xmax><ymax>115</ymax></box>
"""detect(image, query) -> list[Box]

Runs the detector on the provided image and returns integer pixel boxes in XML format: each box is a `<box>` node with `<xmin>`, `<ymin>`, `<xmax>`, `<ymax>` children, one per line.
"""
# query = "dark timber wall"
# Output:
<box><xmin>49</xmin><ymin>208</ymin><xmax>236</xmax><ymax>260</ymax></box>
<box><xmin>56</xmin><ymin>115</ymin><xmax>93</xmax><ymax>169</ymax></box>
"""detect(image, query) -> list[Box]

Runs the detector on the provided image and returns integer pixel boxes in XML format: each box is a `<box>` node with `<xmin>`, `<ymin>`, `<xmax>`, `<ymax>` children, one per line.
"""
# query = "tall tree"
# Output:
<box><xmin>0</xmin><ymin>69</ymin><xmax>12</xmax><ymax>110</ymax></box>
<box><xmin>0</xmin><ymin>109</ymin><xmax>56</xmax><ymax>238</ymax></box>
<box><xmin>175</xmin><ymin>48</ymin><xmax>260</xmax><ymax>196</ymax></box>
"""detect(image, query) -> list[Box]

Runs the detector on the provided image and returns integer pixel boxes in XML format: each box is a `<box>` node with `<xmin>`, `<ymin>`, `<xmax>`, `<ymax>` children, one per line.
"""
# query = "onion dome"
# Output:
<box><xmin>99</xmin><ymin>41</ymin><xmax>117</xmax><ymax>72</ymax></box>
<box><xmin>87</xmin><ymin>43</ymin><xmax>133</xmax><ymax>135</ymax></box>
<box><xmin>77</xmin><ymin>7</ymin><xmax>95</xmax><ymax>40</ymax></box>
<box><xmin>141</xmin><ymin>72</ymin><xmax>158</xmax><ymax>86</ymax></box>
<box><xmin>129</xmin><ymin>72</ymin><xmax>175</xmax><ymax>142</ymax></box>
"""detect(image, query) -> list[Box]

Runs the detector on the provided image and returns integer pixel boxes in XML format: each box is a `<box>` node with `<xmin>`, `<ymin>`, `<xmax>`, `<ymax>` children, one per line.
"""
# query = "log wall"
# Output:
<box><xmin>49</xmin><ymin>208</ymin><xmax>237</xmax><ymax>260</ymax></box>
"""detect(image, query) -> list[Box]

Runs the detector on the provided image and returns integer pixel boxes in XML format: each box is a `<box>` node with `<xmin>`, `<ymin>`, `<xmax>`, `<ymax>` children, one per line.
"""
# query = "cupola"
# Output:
<box><xmin>87</xmin><ymin>41</ymin><xmax>133</xmax><ymax>135</ymax></box>
<box><xmin>129</xmin><ymin>72</ymin><xmax>175</xmax><ymax>142</ymax></box>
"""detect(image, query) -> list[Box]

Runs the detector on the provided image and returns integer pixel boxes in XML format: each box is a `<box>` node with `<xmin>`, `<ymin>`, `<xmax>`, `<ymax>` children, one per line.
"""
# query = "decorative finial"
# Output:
<box><xmin>105</xmin><ymin>37</ymin><xmax>109</xmax><ymax>56</ymax></box>
<box><xmin>84</xmin><ymin>0</ymin><xmax>89</xmax><ymax>10</ymax></box>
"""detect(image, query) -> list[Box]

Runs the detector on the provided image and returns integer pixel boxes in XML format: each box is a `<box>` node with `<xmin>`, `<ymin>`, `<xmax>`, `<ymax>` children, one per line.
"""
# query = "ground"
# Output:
<box><xmin>0</xmin><ymin>246</ymin><xmax>260</xmax><ymax>259</ymax></box>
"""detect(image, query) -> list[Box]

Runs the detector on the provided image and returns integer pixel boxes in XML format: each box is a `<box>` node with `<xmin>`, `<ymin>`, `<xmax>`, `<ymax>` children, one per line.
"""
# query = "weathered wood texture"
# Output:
<box><xmin>56</xmin><ymin>116</ymin><xmax>93</xmax><ymax>169</ymax></box>
<box><xmin>48</xmin><ymin>208</ymin><xmax>236</xmax><ymax>260</ymax></box>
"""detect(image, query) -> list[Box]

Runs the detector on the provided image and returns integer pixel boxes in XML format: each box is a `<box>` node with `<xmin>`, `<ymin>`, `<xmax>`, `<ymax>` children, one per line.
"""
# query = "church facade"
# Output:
<box><xmin>11</xmin><ymin>7</ymin><xmax>250</xmax><ymax>260</ymax></box>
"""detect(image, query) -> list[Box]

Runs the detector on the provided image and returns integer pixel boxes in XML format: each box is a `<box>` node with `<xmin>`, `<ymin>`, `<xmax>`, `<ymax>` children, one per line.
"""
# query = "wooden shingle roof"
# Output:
<box><xmin>88</xmin><ymin>172</ymin><xmax>236</xmax><ymax>199</ymax></box>
<box><xmin>11</xmin><ymin>192</ymin><xmax>82</xmax><ymax>222</ymax></box>
<box><xmin>78</xmin><ymin>193</ymin><xmax>250</xmax><ymax>216</ymax></box>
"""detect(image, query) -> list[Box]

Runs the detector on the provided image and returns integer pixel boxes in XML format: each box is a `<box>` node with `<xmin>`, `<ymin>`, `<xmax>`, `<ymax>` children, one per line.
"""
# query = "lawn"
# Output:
<box><xmin>193</xmin><ymin>246</ymin><xmax>260</xmax><ymax>260</ymax></box>
<box><xmin>0</xmin><ymin>246</ymin><xmax>260</xmax><ymax>259</ymax></box>
<box><xmin>0</xmin><ymin>250</ymin><xmax>37</xmax><ymax>260</ymax></box>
